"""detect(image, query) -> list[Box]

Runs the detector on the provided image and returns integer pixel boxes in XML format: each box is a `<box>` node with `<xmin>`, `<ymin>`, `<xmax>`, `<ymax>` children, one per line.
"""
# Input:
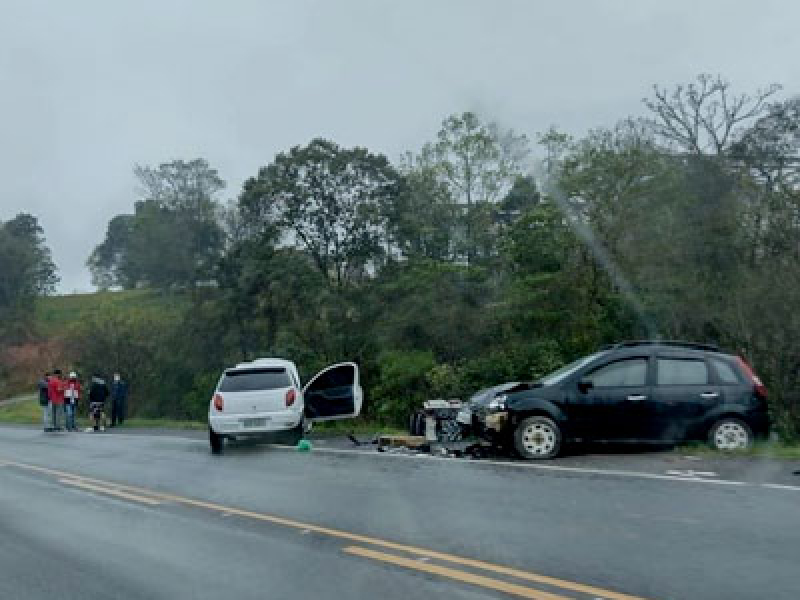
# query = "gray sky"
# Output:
<box><xmin>1</xmin><ymin>0</ymin><xmax>797</xmax><ymax>293</ymax></box>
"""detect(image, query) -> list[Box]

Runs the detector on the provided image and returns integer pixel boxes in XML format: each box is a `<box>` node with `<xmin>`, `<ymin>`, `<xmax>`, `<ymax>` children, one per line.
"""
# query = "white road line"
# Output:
<box><xmin>267</xmin><ymin>444</ymin><xmax>753</xmax><ymax>486</ymax></box>
<box><xmin>665</xmin><ymin>470</ymin><xmax>718</xmax><ymax>478</ymax></box>
<box><xmin>760</xmin><ymin>483</ymin><xmax>800</xmax><ymax>492</ymax></box>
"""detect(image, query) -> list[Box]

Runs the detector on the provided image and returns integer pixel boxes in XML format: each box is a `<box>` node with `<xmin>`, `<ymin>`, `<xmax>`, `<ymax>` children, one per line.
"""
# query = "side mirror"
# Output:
<box><xmin>577</xmin><ymin>378</ymin><xmax>593</xmax><ymax>393</ymax></box>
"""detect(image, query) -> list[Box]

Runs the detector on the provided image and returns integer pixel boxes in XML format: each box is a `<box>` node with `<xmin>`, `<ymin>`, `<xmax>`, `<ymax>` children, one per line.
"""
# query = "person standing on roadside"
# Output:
<box><xmin>38</xmin><ymin>372</ymin><xmax>51</xmax><ymax>431</ymax></box>
<box><xmin>47</xmin><ymin>369</ymin><xmax>66</xmax><ymax>431</ymax></box>
<box><xmin>110</xmin><ymin>373</ymin><xmax>128</xmax><ymax>427</ymax></box>
<box><xmin>64</xmin><ymin>372</ymin><xmax>82</xmax><ymax>432</ymax></box>
<box><xmin>88</xmin><ymin>375</ymin><xmax>109</xmax><ymax>432</ymax></box>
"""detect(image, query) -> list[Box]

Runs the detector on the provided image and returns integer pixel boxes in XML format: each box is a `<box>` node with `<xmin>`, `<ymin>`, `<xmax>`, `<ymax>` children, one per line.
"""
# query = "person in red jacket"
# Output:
<box><xmin>47</xmin><ymin>369</ymin><xmax>67</xmax><ymax>432</ymax></box>
<box><xmin>64</xmin><ymin>372</ymin><xmax>82</xmax><ymax>432</ymax></box>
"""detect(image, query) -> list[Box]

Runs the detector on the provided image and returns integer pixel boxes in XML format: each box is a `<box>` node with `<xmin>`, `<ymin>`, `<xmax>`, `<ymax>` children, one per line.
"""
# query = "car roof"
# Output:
<box><xmin>230</xmin><ymin>358</ymin><xmax>297</xmax><ymax>371</ymax></box>
<box><xmin>606</xmin><ymin>343</ymin><xmax>732</xmax><ymax>359</ymax></box>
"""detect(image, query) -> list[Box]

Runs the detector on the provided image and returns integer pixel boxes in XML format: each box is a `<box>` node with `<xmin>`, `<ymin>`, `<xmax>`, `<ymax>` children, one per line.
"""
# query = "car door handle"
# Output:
<box><xmin>627</xmin><ymin>394</ymin><xmax>647</xmax><ymax>401</ymax></box>
<box><xmin>700</xmin><ymin>392</ymin><xmax>719</xmax><ymax>399</ymax></box>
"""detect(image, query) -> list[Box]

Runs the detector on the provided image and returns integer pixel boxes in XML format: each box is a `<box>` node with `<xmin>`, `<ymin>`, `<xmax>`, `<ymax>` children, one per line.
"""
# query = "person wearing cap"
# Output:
<box><xmin>64</xmin><ymin>372</ymin><xmax>82</xmax><ymax>432</ymax></box>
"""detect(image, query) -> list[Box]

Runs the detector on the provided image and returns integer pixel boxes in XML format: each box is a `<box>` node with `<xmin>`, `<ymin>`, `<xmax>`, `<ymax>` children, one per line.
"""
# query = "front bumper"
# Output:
<box><xmin>473</xmin><ymin>410</ymin><xmax>510</xmax><ymax>441</ymax></box>
<box><xmin>209</xmin><ymin>411</ymin><xmax>302</xmax><ymax>436</ymax></box>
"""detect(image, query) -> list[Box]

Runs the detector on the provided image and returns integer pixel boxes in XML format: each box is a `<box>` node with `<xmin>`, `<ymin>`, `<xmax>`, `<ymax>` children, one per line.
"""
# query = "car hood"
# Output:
<box><xmin>468</xmin><ymin>381</ymin><xmax>542</xmax><ymax>408</ymax></box>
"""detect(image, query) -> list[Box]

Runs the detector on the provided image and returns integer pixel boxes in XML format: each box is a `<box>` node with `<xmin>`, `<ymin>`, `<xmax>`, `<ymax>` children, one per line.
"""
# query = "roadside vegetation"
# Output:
<box><xmin>1</xmin><ymin>74</ymin><xmax>799</xmax><ymax>442</ymax></box>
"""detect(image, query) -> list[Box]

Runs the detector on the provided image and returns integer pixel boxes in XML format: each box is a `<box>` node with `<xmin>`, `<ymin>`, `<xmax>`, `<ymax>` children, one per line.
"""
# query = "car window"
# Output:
<box><xmin>539</xmin><ymin>351</ymin><xmax>609</xmax><ymax>386</ymax></box>
<box><xmin>711</xmin><ymin>358</ymin><xmax>741</xmax><ymax>384</ymax></box>
<box><xmin>656</xmin><ymin>358</ymin><xmax>708</xmax><ymax>386</ymax></box>
<box><xmin>219</xmin><ymin>368</ymin><xmax>291</xmax><ymax>392</ymax></box>
<box><xmin>307</xmin><ymin>364</ymin><xmax>355</xmax><ymax>392</ymax></box>
<box><xmin>585</xmin><ymin>358</ymin><xmax>647</xmax><ymax>387</ymax></box>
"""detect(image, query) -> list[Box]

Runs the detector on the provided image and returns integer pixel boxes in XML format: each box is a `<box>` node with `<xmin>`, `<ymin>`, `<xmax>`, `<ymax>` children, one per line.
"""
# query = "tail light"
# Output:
<box><xmin>737</xmin><ymin>356</ymin><xmax>767</xmax><ymax>398</ymax></box>
<box><xmin>285</xmin><ymin>388</ymin><xmax>296</xmax><ymax>407</ymax></box>
<box><xmin>213</xmin><ymin>393</ymin><xmax>224</xmax><ymax>412</ymax></box>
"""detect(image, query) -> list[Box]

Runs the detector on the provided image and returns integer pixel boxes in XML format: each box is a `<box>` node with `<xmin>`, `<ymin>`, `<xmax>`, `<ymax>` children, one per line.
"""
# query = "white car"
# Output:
<box><xmin>207</xmin><ymin>358</ymin><xmax>363</xmax><ymax>453</ymax></box>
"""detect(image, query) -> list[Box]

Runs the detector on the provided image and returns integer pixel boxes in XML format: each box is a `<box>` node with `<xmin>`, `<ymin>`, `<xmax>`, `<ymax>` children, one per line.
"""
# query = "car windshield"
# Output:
<box><xmin>219</xmin><ymin>368</ymin><xmax>290</xmax><ymax>392</ymax></box>
<box><xmin>539</xmin><ymin>351</ymin><xmax>608</xmax><ymax>386</ymax></box>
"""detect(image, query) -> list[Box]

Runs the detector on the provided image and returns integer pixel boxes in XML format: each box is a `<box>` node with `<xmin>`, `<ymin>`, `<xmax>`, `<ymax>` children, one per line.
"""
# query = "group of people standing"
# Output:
<box><xmin>37</xmin><ymin>370</ymin><xmax>128</xmax><ymax>432</ymax></box>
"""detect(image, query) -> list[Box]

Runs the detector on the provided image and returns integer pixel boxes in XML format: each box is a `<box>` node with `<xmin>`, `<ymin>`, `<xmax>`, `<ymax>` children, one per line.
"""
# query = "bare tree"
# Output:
<box><xmin>643</xmin><ymin>74</ymin><xmax>781</xmax><ymax>155</ymax></box>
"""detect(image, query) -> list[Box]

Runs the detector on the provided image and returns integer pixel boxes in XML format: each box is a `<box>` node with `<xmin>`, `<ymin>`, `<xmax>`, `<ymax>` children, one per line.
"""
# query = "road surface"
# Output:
<box><xmin>0</xmin><ymin>426</ymin><xmax>798</xmax><ymax>600</ymax></box>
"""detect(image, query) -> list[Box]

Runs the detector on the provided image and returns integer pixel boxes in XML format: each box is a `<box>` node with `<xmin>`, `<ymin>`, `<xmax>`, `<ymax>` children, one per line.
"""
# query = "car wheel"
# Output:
<box><xmin>209</xmin><ymin>426</ymin><xmax>224</xmax><ymax>454</ymax></box>
<box><xmin>514</xmin><ymin>416</ymin><xmax>562</xmax><ymax>460</ymax></box>
<box><xmin>285</xmin><ymin>418</ymin><xmax>306</xmax><ymax>446</ymax></box>
<box><xmin>709</xmin><ymin>417</ymin><xmax>753</xmax><ymax>451</ymax></box>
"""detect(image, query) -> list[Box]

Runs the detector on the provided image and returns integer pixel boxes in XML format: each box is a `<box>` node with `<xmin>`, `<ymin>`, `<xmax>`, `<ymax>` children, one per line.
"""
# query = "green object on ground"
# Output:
<box><xmin>296</xmin><ymin>439</ymin><xmax>312</xmax><ymax>452</ymax></box>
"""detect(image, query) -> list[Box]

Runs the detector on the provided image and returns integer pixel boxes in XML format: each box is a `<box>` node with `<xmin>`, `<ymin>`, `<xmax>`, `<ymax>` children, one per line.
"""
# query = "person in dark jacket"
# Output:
<box><xmin>88</xmin><ymin>376</ymin><xmax>109</xmax><ymax>432</ymax></box>
<box><xmin>110</xmin><ymin>373</ymin><xmax>128</xmax><ymax>427</ymax></box>
<box><xmin>38</xmin><ymin>373</ymin><xmax>51</xmax><ymax>431</ymax></box>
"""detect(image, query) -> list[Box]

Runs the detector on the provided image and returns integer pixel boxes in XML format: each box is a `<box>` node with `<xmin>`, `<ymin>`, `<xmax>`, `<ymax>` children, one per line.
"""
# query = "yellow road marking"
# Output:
<box><xmin>343</xmin><ymin>546</ymin><xmax>571</xmax><ymax>600</ymax></box>
<box><xmin>59</xmin><ymin>478</ymin><xmax>162</xmax><ymax>505</ymax></box>
<box><xmin>2</xmin><ymin>458</ymin><xmax>648</xmax><ymax>600</ymax></box>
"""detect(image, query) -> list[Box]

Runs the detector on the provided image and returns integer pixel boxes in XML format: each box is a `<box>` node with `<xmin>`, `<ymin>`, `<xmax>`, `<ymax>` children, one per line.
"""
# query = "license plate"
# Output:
<box><xmin>241</xmin><ymin>417</ymin><xmax>268</xmax><ymax>428</ymax></box>
<box><xmin>456</xmin><ymin>408</ymin><xmax>472</xmax><ymax>424</ymax></box>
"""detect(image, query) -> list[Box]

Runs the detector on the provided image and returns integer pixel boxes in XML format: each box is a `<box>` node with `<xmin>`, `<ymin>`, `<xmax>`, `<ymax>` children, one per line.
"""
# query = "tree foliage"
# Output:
<box><xmin>0</xmin><ymin>214</ymin><xmax>58</xmax><ymax>341</ymax></box>
<box><xmin>81</xmin><ymin>82</ymin><xmax>800</xmax><ymax>438</ymax></box>
<box><xmin>88</xmin><ymin>159</ymin><xmax>225</xmax><ymax>289</ymax></box>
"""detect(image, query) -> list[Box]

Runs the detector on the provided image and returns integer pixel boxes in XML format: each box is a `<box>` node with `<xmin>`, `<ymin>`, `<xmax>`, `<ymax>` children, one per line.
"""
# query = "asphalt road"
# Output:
<box><xmin>0</xmin><ymin>426</ymin><xmax>798</xmax><ymax>600</ymax></box>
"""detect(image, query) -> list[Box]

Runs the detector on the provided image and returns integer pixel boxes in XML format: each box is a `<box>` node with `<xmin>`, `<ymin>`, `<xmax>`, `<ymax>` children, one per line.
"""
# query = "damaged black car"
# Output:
<box><xmin>470</xmin><ymin>341</ymin><xmax>770</xmax><ymax>460</ymax></box>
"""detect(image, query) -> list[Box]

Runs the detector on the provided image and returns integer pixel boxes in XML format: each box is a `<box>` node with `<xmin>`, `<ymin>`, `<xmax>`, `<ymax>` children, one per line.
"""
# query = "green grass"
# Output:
<box><xmin>120</xmin><ymin>418</ymin><xmax>206</xmax><ymax>430</ymax></box>
<box><xmin>34</xmin><ymin>288</ymin><xmax>188</xmax><ymax>332</ymax></box>
<box><xmin>677</xmin><ymin>440</ymin><xmax>800</xmax><ymax>460</ymax></box>
<box><xmin>0</xmin><ymin>396</ymin><xmax>397</xmax><ymax>435</ymax></box>
<box><xmin>312</xmin><ymin>419</ymin><xmax>405</xmax><ymax>436</ymax></box>
<box><xmin>0</xmin><ymin>395</ymin><xmax>41</xmax><ymax>423</ymax></box>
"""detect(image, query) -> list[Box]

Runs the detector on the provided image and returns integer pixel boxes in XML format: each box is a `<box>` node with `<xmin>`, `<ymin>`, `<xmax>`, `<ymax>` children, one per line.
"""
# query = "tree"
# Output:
<box><xmin>89</xmin><ymin>159</ymin><xmax>226</xmax><ymax>289</ymax></box>
<box><xmin>643</xmin><ymin>74</ymin><xmax>781</xmax><ymax>155</ymax></box>
<box><xmin>421</xmin><ymin>112</ymin><xmax>528</xmax><ymax>263</ymax></box>
<box><xmin>386</xmin><ymin>155</ymin><xmax>458</xmax><ymax>262</ymax></box>
<box><xmin>239</xmin><ymin>139</ymin><xmax>403</xmax><ymax>288</ymax></box>
<box><xmin>0</xmin><ymin>214</ymin><xmax>58</xmax><ymax>341</ymax></box>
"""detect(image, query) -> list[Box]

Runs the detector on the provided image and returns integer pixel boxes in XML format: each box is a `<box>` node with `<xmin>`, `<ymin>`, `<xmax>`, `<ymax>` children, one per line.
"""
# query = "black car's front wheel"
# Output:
<box><xmin>709</xmin><ymin>417</ymin><xmax>753</xmax><ymax>451</ymax></box>
<box><xmin>514</xmin><ymin>416</ymin><xmax>562</xmax><ymax>460</ymax></box>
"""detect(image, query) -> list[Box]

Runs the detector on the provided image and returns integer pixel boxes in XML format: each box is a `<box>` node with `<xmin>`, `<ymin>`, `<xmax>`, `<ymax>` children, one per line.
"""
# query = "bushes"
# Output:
<box><xmin>368</xmin><ymin>350</ymin><xmax>436</xmax><ymax>424</ymax></box>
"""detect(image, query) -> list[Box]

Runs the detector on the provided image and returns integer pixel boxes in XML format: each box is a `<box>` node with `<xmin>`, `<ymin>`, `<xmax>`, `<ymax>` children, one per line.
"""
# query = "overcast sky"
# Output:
<box><xmin>1</xmin><ymin>0</ymin><xmax>797</xmax><ymax>293</ymax></box>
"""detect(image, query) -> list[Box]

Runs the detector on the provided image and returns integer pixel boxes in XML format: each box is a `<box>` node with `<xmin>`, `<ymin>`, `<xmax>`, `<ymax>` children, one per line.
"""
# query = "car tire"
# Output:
<box><xmin>285</xmin><ymin>418</ymin><xmax>306</xmax><ymax>447</ymax></box>
<box><xmin>709</xmin><ymin>417</ymin><xmax>753</xmax><ymax>451</ymax></box>
<box><xmin>209</xmin><ymin>426</ymin><xmax>224</xmax><ymax>454</ymax></box>
<box><xmin>514</xmin><ymin>416</ymin><xmax>562</xmax><ymax>460</ymax></box>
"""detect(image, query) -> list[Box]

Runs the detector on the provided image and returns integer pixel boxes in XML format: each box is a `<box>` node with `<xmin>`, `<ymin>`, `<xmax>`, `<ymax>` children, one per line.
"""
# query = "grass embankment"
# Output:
<box><xmin>0</xmin><ymin>396</ymin><xmax>398</xmax><ymax>435</ymax></box>
<box><xmin>34</xmin><ymin>288</ymin><xmax>187</xmax><ymax>331</ymax></box>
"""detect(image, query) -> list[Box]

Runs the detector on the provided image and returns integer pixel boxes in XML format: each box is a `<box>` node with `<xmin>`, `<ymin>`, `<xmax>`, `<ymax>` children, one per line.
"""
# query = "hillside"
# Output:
<box><xmin>34</xmin><ymin>288</ymin><xmax>188</xmax><ymax>332</ymax></box>
<box><xmin>1</xmin><ymin>289</ymin><xmax>189</xmax><ymax>399</ymax></box>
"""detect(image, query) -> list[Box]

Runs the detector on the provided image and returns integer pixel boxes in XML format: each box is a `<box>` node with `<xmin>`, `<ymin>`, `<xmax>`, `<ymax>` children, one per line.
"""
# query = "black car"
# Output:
<box><xmin>472</xmin><ymin>341</ymin><xmax>770</xmax><ymax>459</ymax></box>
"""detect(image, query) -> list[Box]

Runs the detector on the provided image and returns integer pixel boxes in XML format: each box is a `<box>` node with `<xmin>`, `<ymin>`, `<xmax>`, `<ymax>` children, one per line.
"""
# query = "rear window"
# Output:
<box><xmin>711</xmin><ymin>357</ymin><xmax>742</xmax><ymax>384</ymax></box>
<box><xmin>218</xmin><ymin>368</ymin><xmax>291</xmax><ymax>392</ymax></box>
<box><xmin>656</xmin><ymin>358</ymin><xmax>708</xmax><ymax>385</ymax></box>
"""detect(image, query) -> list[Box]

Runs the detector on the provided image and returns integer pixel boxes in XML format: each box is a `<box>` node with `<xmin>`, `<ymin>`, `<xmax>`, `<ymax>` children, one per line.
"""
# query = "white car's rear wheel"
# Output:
<box><xmin>209</xmin><ymin>426</ymin><xmax>224</xmax><ymax>454</ymax></box>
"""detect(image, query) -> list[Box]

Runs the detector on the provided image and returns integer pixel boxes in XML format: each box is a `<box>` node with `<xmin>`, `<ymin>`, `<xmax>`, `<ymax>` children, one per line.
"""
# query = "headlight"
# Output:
<box><xmin>488</xmin><ymin>394</ymin><xmax>507</xmax><ymax>411</ymax></box>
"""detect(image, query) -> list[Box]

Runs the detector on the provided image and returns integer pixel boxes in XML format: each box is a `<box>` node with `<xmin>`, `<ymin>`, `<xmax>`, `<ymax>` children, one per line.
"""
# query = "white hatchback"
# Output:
<box><xmin>208</xmin><ymin>358</ymin><xmax>362</xmax><ymax>453</ymax></box>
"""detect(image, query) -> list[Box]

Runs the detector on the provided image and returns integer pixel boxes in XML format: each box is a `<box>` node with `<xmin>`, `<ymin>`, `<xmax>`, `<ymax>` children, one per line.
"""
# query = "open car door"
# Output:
<box><xmin>303</xmin><ymin>362</ymin><xmax>363</xmax><ymax>422</ymax></box>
